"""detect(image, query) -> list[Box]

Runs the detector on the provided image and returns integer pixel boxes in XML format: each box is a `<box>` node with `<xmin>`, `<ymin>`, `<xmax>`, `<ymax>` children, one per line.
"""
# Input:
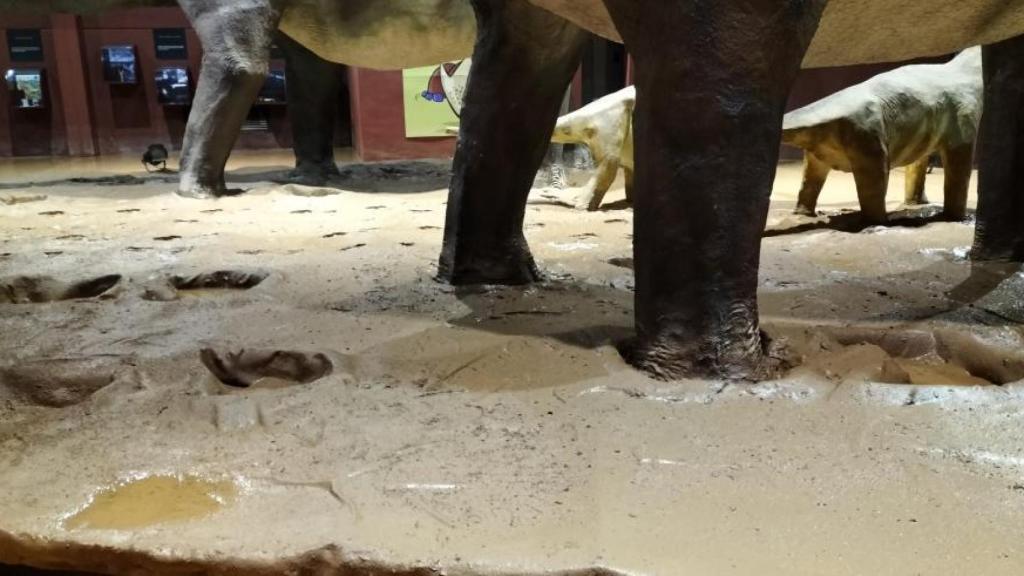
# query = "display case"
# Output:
<box><xmin>155</xmin><ymin>67</ymin><xmax>191</xmax><ymax>106</ymax></box>
<box><xmin>255</xmin><ymin>70</ymin><xmax>287</xmax><ymax>105</ymax></box>
<box><xmin>101</xmin><ymin>45</ymin><xmax>139</xmax><ymax>85</ymax></box>
<box><xmin>4</xmin><ymin>68</ymin><xmax>46</xmax><ymax>109</ymax></box>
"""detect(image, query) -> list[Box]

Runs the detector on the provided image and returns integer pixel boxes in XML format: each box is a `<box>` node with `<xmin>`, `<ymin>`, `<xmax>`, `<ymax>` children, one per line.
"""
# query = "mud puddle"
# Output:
<box><xmin>64</xmin><ymin>475</ymin><xmax>237</xmax><ymax>531</ymax></box>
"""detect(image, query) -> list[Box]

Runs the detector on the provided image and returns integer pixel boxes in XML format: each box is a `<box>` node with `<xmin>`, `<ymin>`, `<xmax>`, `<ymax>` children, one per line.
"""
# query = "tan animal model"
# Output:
<box><xmin>550</xmin><ymin>86</ymin><xmax>635</xmax><ymax>211</ymax></box>
<box><xmin>782</xmin><ymin>48</ymin><xmax>983</xmax><ymax>223</ymax></box>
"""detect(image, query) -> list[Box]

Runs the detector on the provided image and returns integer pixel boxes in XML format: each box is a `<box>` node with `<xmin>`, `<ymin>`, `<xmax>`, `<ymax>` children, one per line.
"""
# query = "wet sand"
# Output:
<box><xmin>1</xmin><ymin>157</ymin><xmax>1023</xmax><ymax>575</ymax></box>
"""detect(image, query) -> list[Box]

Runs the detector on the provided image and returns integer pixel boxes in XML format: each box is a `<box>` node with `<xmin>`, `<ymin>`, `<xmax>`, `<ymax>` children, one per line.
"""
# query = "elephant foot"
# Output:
<box><xmin>287</xmin><ymin>163</ymin><xmax>342</xmax><ymax>187</ymax></box>
<box><xmin>620</xmin><ymin>330</ymin><xmax>788</xmax><ymax>382</ymax></box>
<box><xmin>439</xmin><ymin>244</ymin><xmax>542</xmax><ymax>286</ymax></box>
<box><xmin>941</xmin><ymin>207</ymin><xmax>967</xmax><ymax>222</ymax></box>
<box><xmin>792</xmin><ymin>205</ymin><xmax>818</xmax><ymax>217</ymax></box>
<box><xmin>176</xmin><ymin>185</ymin><xmax>246</xmax><ymax>200</ymax></box>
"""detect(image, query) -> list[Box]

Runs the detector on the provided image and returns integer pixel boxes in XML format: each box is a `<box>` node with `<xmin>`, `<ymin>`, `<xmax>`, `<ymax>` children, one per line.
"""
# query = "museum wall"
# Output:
<box><xmin>0</xmin><ymin>17</ymin><xmax>70</xmax><ymax>158</ymax></box>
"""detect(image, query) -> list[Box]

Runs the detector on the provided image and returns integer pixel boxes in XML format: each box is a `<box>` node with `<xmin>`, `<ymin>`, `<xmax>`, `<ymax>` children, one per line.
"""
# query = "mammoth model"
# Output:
<box><xmin>783</xmin><ymin>48</ymin><xmax>984</xmax><ymax>223</ymax></box>
<box><xmin>17</xmin><ymin>0</ymin><xmax>1024</xmax><ymax>381</ymax></box>
<box><xmin>550</xmin><ymin>86</ymin><xmax>635</xmax><ymax>211</ymax></box>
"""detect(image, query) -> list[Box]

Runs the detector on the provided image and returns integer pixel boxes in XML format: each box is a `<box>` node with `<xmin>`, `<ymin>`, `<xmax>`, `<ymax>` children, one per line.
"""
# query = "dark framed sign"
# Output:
<box><xmin>101</xmin><ymin>45</ymin><xmax>139</xmax><ymax>84</ymax></box>
<box><xmin>153</xmin><ymin>28</ymin><xmax>188</xmax><ymax>60</ymax></box>
<box><xmin>7</xmin><ymin>29</ymin><xmax>44</xmax><ymax>63</ymax></box>
<box><xmin>5</xmin><ymin>68</ymin><xmax>46</xmax><ymax>109</ymax></box>
<box><xmin>255</xmin><ymin>70</ymin><xmax>287</xmax><ymax>105</ymax></box>
<box><xmin>155</xmin><ymin>67</ymin><xmax>191</xmax><ymax>106</ymax></box>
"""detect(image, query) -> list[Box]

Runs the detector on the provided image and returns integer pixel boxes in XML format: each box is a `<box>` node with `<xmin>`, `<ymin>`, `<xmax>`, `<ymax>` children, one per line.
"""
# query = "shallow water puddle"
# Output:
<box><xmin>64</xmin><ymin>475</ymin><xmax>237</xmax><ymax>530</ymax></box>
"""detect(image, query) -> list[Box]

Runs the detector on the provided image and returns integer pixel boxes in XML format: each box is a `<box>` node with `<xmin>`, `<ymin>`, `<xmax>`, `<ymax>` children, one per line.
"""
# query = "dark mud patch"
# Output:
<box><xmin>1</xmin><ymin>275</ymin><xmax>121</xmax><ymax>304</ymax></box>
<box><xmin>331</xmin><ymin>160</ymin><xmax>452</xmax><ymax>194</ymax></box>
<box><xmin>200</xmin><ymin>349</ymin><xmax>333</xmax><ymax>388</ymax></box>
<box><xmin>170</xmin><ymin>270</ymin><xmax>268</xmax><ymax>292</ymax></box>
<box><xmin>0</xmin><ymin>358</ymin><xmax>123</xmax><ymax>407</ymax></box>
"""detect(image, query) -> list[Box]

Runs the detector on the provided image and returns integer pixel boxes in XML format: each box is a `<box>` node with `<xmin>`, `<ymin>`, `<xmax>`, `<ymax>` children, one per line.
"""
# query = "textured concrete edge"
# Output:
<box><xmin>0</xmin><ymin>530</ymin><xmax>636</xmax><ymax>576</ymax></box>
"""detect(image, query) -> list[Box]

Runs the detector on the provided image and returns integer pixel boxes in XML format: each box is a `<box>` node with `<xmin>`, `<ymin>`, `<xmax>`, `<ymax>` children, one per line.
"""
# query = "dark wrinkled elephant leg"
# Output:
<box><xmin>178</xmin><ymin>2</ymin><xmax>281</xmax><ymax>198</ymax></box>
<box><xmin>602</xmin><ymin>0</ymin><xmax>826</xmax><ymax>380</ymax></box>
<box><xmin>279</xmin><ymin>32</ymin><xmax>344</xmax><ymax>186</ymax></box>
<box><xmin>439</xmin><ymin>0</ymin><xmax>588</xmax><ymax>285</ymax></box>
<box><xmin>973</xmin><ymin>36</ymin><xmax>1024</xmax><ymax>262</ymax></box>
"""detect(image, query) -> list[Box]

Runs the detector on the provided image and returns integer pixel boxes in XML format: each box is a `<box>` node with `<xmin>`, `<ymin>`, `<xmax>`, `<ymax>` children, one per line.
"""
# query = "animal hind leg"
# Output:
<box><xmin>279</xmin><ymin>32</ymin><xmax>344</xmax><ymax>186</ymax></box>
<box><xmin>439</xmin><ymin>0</ymin><xmax>588</xmax><ymax>284</ymax></box>
<box><xmin>794</xmin><ymin>152</ymin><xmax>831</xmax><ymax>216</ymax></box>
<box><xmin>177</xmin><ymin>2</ymin><xmax>281</xmax><ymax>198</ymax></box>
<box><xmin>903</xmin><ymin>155</ymin><xmax>930</xmax><ymax>206</ymax></box>
<box><xmin>601</xmin><ymin>0</ymin><xmax>827</xmax><ymax>380</ymax></box>
<box><xmin>848</xmin><ymin>131</ymin><xmax>890</xmax><ymax>225</ymax></box>
<box><xmin>973</xmin><ymin>35</ymin><xmax>1024</xmax><ymax>262</ymax></box>
<box><xmin>576</xmin><ymin>156</ymin><xmax>622</xmax><ymax>211</ymax></box>
<box><xmin>939</xmin><ymin>143</ymin><xmax>974</xmax><ymax>221</ymax></box>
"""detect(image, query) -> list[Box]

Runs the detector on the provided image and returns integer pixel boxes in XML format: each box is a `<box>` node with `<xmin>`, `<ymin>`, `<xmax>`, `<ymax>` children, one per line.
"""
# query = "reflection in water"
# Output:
<box><xmin>64</xmin><ymin>475</ymin><xmax>236</xmax><ymax>530</ymax></box>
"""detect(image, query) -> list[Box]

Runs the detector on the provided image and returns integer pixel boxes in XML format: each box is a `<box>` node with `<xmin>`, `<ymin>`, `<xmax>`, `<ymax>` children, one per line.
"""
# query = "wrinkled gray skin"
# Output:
<box><xmin>783</xmin><ymin>48</ymin><xmax>983</xmax><ymax>224</ymax></box>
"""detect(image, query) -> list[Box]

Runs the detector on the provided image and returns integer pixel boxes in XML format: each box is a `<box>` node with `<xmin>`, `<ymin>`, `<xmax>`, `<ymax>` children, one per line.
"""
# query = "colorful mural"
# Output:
<box><xmin>402</xmin><ymin>59</ymin><xmax>471</xmax><ymax>138</ymax></box>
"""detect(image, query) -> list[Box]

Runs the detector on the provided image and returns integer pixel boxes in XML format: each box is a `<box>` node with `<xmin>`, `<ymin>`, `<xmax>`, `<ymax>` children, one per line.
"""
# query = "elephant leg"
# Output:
<box><xmin>939</xmin><ymin>143</ymin><xmax>974</xmax><ymax>221</ymax></box>
<box><xmin>177</xmin><ymin>2</ymin><xmax>281</xmax><ymax>198</ymax></box>
<box><xmin>601</xmin><ymin>0</ymin><xmax>826</xmax><ymax>380</ymax></box>
<box><xmin>439</xmin><ymin>0</ymin><xmax>588</xmax><ymax>285</ymax></box>
<box><xmin>794</xmin><ymin>152</ymin><xmax>831</xmax><ymax>216</ymax></box>
<box><xmin>973</xmin><ymin>36</ymin><xmax>1024</xmax><ymax>262</ymax></box>
<box><xmin>279</xmin><ymin>32</ymin><xmax>344</xmax><ymax>186</ymax></box>
<box><xmin>576</xmin><ymin>155</ymin><xmax>622</xmax><ymax>211</ymax></box>
<box><xmin>903</xmin><ymin>155</ymin><xmax>930</xmax><ymax>206</ymax></box>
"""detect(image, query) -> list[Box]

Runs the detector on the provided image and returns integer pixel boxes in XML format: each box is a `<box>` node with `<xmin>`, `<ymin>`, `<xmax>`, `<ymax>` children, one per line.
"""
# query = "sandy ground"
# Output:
<box><xmin>1</xmin><ymin>154</ymin><xmax>1024</xmax><ymax>575</ymax></box>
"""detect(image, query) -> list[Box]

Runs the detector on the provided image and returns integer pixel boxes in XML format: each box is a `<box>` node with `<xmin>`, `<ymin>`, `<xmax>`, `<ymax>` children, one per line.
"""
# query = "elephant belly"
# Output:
<box><xmin>527</xmin><ymin>0</ymin><xmax>1024</xmax><ymax>68</ymax></box>
<box><xmin>279</xmin><ymin>0</ymin><xmax>476</xmax><ymax>70</ymax></box>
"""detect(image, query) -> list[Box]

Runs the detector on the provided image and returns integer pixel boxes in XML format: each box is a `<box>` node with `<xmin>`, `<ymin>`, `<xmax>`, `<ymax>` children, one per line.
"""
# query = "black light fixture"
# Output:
<box><xmin>142</xmin><ymin>144</ymin><xmax>169</xmax><ymax>172</ymax></box>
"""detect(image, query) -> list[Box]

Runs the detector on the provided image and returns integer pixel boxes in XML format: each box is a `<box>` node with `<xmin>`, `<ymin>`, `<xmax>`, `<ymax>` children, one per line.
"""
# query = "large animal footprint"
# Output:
<box><xmin>200</xmin><ymin>348</ymin><xmax>334</xmax><ymax>388</ymax></box>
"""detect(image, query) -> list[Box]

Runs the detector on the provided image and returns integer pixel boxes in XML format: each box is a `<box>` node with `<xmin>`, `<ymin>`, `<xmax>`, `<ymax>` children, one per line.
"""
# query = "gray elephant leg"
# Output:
<box><xmin>973</xmin><ymin>35</ymin><xmax>1024</xmax><ymax>261</ymax></box>
<box><xmin>794</xmin><ymin>152</ymin><xmax>831</xmax><ymax>216</ymax></box>
<box><xmin>940</xmin><ymin>143</ymin><xmax>973</xmax><ymax>221</ymax></box>
<box><xmin>601</xmin><ymin>0</ymin><xmax>826</xmax><ymax>380</ymax></box>
<box><xmin>279</xmin><ymin>32</ymin><xmax>344</xmax><ymax>186</ymax></box>
<box><xmin>438</xmin><ymin>0</ymin><xmax>588</xmax><ymax>285</ymax></box>
<box><xmin>904</xmin><ymin>155</ymin><xmax>930</xmax><ymax>206</ymax></box>
<box><xmin>177</xmin><ymin>2</ymin><xmax>281</xmax><ymax>198</ymax></box>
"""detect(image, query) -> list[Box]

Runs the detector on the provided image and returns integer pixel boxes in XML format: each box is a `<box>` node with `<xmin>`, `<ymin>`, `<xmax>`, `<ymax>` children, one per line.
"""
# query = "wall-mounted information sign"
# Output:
<box><xmin>5</xmin><ymin>68</ymin><xmax>46</xmax><ymax>109</ymax></box>
<box><xmin>155</xmin><ymin>67</ymin><xmax>191</xmax><ymax>106</ymax></box>
<box><xmin>153</xmin><ymin>28</ymin><xmax>188</xmax><ymax>60</ymax></box>
<box><xmin>101</xmin><ymin>45</ymin><xmax>139</xmax><ymax>84</ymax></box>
<box><xmin>7</xmin><ymin>29</ymin><xmax>44</xmax><ymax>63</ymax></box>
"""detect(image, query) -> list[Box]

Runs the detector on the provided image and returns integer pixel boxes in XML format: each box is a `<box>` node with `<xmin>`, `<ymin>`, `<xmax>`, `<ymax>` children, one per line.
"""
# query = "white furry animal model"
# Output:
<box><xmin>782</xmin><ymin>48</ymin><xmax>984</xmax><ymax>223</ymax></box>
<box><xmin>551</xmin><ymin>86</ymin><xmax>635</xmax><ymax>211</ymax></box>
